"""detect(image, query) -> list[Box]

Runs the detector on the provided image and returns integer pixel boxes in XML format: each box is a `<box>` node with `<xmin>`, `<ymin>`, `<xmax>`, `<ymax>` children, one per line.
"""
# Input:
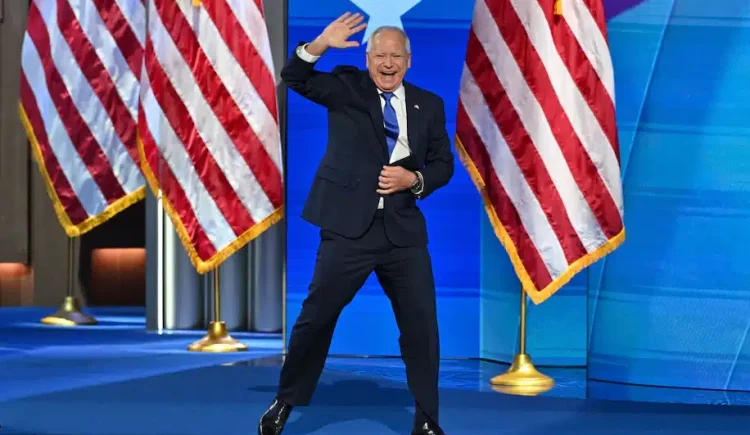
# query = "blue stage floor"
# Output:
<box><xmin>0</xmin><ymin>307</ymin><xmax>748</xmax><ymax>434</ymax></box>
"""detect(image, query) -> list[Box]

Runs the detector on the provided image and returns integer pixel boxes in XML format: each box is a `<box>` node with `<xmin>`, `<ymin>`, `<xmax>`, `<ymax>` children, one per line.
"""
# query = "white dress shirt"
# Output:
<box><xmin>375</xmin><ymin>85</ymin><xmax>410</xmax><ymax>208</ymax></box>
<box><xmin>295</xmin><ymin>45</ymin><xmax>415</xmax><ymax>209</ymax></box>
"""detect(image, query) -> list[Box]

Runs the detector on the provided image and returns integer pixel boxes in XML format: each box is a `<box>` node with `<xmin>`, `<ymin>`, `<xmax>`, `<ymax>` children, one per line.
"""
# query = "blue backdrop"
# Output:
<box><xmin>586</xmin><ymin>0</ymin><xmax>750</xmax><ymax>391</ymax></box>
<box><xmin>285</xmin><ymin>0</ymin><xmax>750</xmax><ymax>391</ymax></box>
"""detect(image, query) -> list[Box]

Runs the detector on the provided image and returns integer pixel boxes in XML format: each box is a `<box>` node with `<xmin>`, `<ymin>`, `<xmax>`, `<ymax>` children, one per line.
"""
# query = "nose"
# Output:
<box><xmin>383</xmin><ymin>56</ymin><xmax>394</xmax><ymax>68</ymax></box>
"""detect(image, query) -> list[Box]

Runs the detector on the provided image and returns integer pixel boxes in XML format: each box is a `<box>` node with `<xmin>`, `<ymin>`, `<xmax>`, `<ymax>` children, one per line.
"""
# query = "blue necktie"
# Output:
<box><xmin>381</xmin><ymin>92</ymin><xmax>399</xmax><ymax>155</ymax></box>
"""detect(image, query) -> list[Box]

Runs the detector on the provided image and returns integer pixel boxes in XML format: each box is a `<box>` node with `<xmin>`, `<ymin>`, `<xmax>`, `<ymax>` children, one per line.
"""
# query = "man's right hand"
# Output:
<box><xmin>307</xmin><ymin>12</ymin><xmax>367</xmax><ymax>56</ymax></box>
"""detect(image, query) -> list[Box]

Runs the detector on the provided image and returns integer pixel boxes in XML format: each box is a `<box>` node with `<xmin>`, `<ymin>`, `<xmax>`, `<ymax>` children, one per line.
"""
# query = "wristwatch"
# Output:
<box><xmin>410</xmin><ymin>171</ymin><xmax>424</xmax><ymax>196</ymax></box>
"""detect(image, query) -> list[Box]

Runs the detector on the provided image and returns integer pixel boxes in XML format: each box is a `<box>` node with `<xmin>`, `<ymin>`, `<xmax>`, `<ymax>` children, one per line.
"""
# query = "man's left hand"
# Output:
<box><xmin>377</xmin><ymin>166</ymin><xmax>416</xmax><ymax>195</ymax></box>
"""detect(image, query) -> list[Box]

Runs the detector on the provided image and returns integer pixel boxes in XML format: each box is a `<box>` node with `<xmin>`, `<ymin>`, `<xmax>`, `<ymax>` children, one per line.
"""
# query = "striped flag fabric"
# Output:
<box><xmin>19</xmin><ymin>0</ymin><xmax>147</xmax><ymax>236</ymax></box>
<box><xmin>138</xmin><ymin>0</ymin><xmax>284</xmax><ymax>273</ymax></box>
<box><xmin>456</xmin><ymin>0</ymin><xmax>625</xmax><ymax>304</ymax></box>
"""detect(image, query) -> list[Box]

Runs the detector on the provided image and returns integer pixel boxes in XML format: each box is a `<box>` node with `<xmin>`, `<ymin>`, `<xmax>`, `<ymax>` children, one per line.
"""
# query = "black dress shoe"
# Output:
<box><xmin>412</xmin><ymin>421</ymin><xmax>446</xmax><ymax>435</ymax></box>
<box><xmin>258</xmin><ymin>398</ymin><xmax>293</xmax><ymax>435</ymax></box>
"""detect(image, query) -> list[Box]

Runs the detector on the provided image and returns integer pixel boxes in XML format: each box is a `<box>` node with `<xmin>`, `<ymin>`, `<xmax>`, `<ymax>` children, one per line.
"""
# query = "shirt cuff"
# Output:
<box><xmin>295</xmin><ymin>44</ymin><xmax>321</xmax><ymax>63</ymax></box>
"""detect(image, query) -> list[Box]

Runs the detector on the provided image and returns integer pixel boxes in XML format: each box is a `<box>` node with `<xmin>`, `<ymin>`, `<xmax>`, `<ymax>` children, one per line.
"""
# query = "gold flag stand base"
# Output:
<box><xmin>490</xmin><ymin>287</ymin><xmax>555</xmax><ymax>396</ymax></box>
<box><xmin>187</xmin><ymin>267</ymin><xmax>248</xmax><ymax>353</ymax></box>
<box><xmin>490</xmin><ymin>353</ymin><xmax>554</xmax><ymax>396</ymax></box>
<box><xmin>40</xmin><ymin>296</ymin><xmax>98</xmax><ymax>327</ymax></box>
<box><xmin>188</xmin><ymin>321</ymin><xmax>248</xmax><ymax>352</ymax></box>
<box><xmin>41</xmin><ymin>238</ymin><xmax>97</xmax><ymax>327</ymax></box>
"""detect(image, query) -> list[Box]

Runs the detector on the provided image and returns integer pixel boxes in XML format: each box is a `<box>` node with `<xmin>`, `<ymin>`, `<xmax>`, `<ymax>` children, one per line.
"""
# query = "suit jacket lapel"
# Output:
<box><xmin>360</xmin><ymin>74</ymin><xmax>389</xmax><ymax>161</ymax></box>
<box><xmin>404</xmin><ymin>82</ymin><xmax>420</xmax><ymax>158</ymax></box>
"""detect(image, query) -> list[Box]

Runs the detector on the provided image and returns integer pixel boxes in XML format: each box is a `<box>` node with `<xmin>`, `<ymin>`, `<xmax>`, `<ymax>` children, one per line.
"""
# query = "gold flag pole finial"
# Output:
<box><xmin>554</xmin><ymin>0</ymin><xmax>563</xmax><ymax>15</ymax></box>
<box><xmin>193</xmin><ymin>0</ymin><xmax>201</xmax><ymax>6</ymax></box>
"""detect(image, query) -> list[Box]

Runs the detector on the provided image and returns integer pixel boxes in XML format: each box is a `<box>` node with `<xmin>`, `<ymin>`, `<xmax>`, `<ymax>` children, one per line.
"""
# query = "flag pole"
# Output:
<box><xmin>41</xmin><ymin>237</ymin><xmax>98</xmax><ymax>326</ymax></box>
<box><xmin>489</xmin><ymin>285</ymin><xmax>554</xmax><ymax>396</ymax></box>
<box><xmin>188</xmin><ymin>265</ymin><xmax>248</xmax><ymax>352</ymax></box>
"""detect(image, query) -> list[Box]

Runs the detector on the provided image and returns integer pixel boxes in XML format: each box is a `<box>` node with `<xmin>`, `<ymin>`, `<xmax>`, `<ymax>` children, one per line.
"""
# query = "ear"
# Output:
<box><xmin>407</xmin><ymin>54</ymin><xmax>412</xmax><ymax>69</ymax></box>
<box><xmin>365</xmin><ymin>53</ymin><xmax>370</xmax><ymax>68</ymax></box>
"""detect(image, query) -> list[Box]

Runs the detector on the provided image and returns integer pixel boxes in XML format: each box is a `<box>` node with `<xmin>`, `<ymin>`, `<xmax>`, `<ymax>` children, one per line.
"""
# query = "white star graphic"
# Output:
<box><xmin>349</xmin><ymin>0</ymin><xmax>422</xmax><ymax>46</ymax></box>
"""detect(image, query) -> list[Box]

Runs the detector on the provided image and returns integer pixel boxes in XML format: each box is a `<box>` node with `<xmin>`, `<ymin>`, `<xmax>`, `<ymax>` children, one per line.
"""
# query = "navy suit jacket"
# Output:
<box><xmin>281</xmin><ymin>44</ymin><xmax>454</xmax><ymax>247</ymax></box>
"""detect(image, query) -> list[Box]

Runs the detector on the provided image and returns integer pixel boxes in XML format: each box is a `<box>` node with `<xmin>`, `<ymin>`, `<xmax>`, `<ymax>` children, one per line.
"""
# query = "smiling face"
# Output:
<box><xmin>366</xmin><ymin>28</ymin><xmax>411</xmax><ymax>92</ymax></box>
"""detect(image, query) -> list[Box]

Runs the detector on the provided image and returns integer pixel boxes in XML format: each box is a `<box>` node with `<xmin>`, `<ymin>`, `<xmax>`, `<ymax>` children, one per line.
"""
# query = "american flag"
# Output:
<box><xmin>456</xmin><ymin>0</ymin><xmax>625</xmax><ymax>304</ymax></box>
<box><xmin>19</xmin><ymin>0</ymin><xmax>146</xmax><ymax>236</ymax></box>
<box><xmin>138</xmin><ymin>0</ymin><xmax>284</xmax><ymax>273</ymax></box>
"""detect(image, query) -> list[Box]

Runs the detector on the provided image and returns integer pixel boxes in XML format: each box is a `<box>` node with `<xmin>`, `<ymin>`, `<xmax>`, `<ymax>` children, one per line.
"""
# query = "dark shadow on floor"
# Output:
<box><xmin>251</xmin><ymin>378</ymin><xmax>416</xmax><ymax>434</ymax></box>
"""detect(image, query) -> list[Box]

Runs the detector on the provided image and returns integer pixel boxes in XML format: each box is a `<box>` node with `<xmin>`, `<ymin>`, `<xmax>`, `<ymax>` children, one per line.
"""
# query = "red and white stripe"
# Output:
<box><xmin>138</xmin><ymin>0</ymin><xmax>283</xmax><ymax>273</ymax></box>
<box><xmin>456</xmin><ymin>0</ymin><xmax>625</xmax><ymax>304</ymax></box>
<box><xmin>19</xmin><ymin>0</ymin><xmax>146</xmax><ymax>236</ymax></box>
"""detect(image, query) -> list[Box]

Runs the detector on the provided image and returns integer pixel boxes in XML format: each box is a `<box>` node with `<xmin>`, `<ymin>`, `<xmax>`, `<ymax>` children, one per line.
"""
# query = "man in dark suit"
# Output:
<box><xmin>259</xmin><ymin>12</ymin><xmax>454</xmax><ymax>435</ymax></box>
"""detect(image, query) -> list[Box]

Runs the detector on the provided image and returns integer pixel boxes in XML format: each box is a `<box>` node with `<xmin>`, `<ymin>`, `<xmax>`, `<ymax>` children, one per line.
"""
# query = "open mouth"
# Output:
<box><xmin>381</xmin><ymin>71</ymin><xmax>397</xmax><ymax>77</ymax></box>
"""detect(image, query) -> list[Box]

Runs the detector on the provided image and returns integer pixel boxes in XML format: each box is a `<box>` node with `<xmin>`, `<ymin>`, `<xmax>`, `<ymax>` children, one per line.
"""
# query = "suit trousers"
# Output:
<box><xmin>277</xmin><ymin>210</ymin><xmax>441</xmax><ymax>425</ymax></box>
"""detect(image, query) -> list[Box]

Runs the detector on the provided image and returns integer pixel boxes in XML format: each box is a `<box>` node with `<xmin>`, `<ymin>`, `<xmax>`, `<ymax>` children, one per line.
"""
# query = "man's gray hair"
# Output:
<box><xmin>365</xmin><ymin>26</ymin><xmax>411</xmax><ymax>54</ymax></box>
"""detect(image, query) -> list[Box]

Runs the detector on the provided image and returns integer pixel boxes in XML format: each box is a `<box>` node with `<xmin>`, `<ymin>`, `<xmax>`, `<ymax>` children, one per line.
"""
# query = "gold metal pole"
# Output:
<box><xmin>214</xmin><ymin>269</ymin><xmax>220</xmax><ymax>326</ymax></box>
<box><xmin>519</xmin><ymin>283</ymin><xmax>527</xmax><ymax>355</ymax></box>
<box><xmin>489</xmin><ymin>286</ymin><xmax>554</xmax><ymax>396</ymax></box>
<box><xmin>187</xmin><ymin>266</ymin><xmax>248</xmax><ymax>352</ymax></box>
<box><xmin>41</xmin><ymin>237</ymin><xmax>97</xmax><ymax>326</ymax></box>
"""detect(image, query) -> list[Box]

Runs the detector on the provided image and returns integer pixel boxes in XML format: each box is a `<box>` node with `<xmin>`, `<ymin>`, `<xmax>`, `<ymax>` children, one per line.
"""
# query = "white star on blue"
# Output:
<box><xmin>349</xmin><ymin>0</ymin><xmax>422</xmax><ymax>46</ymax></box>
